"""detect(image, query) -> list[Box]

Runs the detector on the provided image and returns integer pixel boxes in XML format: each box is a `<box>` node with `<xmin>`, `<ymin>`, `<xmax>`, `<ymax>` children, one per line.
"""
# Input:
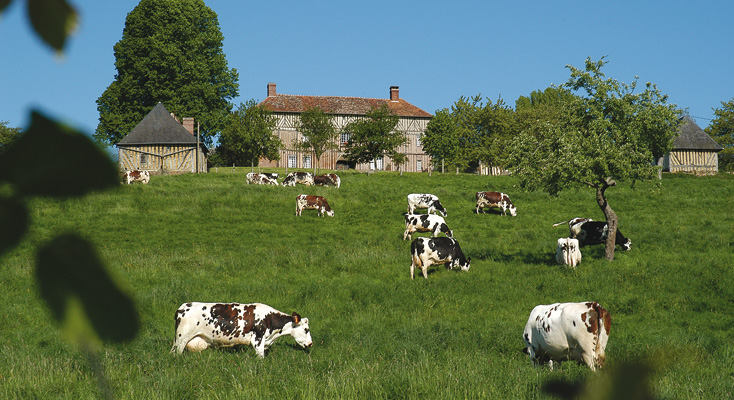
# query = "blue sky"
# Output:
<box><xmin>1</xmin><ymin>1</ymin><xmax>731</xmax><ymax>140</ymax></box>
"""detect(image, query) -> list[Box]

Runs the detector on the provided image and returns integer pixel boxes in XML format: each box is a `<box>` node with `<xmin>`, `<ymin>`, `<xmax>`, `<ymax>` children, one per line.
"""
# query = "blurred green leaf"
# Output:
<box><xmin>0</xmin><ymin>0</ymin><xmax>12</xmax><ymax>14</ymax></box>
<box><xmin>0</xmin><ymin>110</ymin><xmax>119</xmax><ymax>197</ymax></box>
<box><xmin>35</xmin><ymin>233</ymin><xmax>139</xmax><ymax>343</ymax></box>
<box><xmin>0</xmin><ymin>196</ymin><xmax>28</xmax><ymax>256</ymax></box>
<box><xmin>26</xmin><ymin>0</ymin><xmax>78</xmax><ymax>52</ymax></box>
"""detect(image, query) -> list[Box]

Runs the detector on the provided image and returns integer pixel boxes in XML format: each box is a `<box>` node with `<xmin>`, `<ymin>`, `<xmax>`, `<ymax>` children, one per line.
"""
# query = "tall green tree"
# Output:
<box><xmin>705</xmin><ymin>99</ymin><xmax>734</xmax><ymax>172</ymax></box>
<box><xmin>343</xmin><ymin>105</ymin><xmax>406</xmax><ymax>169</ymax></box>
<box><xmin>296</xmin><ymin>107</ymin><xmax>338</xmax><ymax>173</ymax></box>
<box><xmin>0</xmin><ymin>121</ymin><xmax>23</xmax><ymax>156</ymax></box>
<box><xmin>216</xmin><ymin>100</ymin><xmax>281</xmax><ymax>167</ymax></box>
<box><xmin>422</xmin><ymin>108</ymin><xmax>461</xmax><ymax>171</ymax></box>
<box><xmin>508</xmin><ymin>57</ymin><xmax>681</xmax><ymax>260</ymax></box>
<box><xmin>95</xmin><ymin>0</ymin><xmax>238</xmax><ymax>147</ymax></box>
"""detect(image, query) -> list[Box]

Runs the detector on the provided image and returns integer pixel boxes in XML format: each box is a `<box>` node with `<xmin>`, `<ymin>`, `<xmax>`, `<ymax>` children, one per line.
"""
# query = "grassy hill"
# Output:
<box><xmin>1</xmin><ymin>170</ymin><xmax>732</xmax><ymax>399</ymax></box>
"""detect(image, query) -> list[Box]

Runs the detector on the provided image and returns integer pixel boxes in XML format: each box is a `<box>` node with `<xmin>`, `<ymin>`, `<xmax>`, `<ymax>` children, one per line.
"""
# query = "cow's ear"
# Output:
<box><xmin>292</xmin><ymin>312</ymin><xmax>301</xmax><ymax>324</ymax></box>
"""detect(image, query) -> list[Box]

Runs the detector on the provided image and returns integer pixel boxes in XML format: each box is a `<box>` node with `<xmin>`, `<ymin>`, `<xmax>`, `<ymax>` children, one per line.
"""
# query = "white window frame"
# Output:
<box><xmin>303</xmin><ymin>155</ymin><xmax>312</xmax><ymax>169</ymax></box>
<box><xmin>288</xmin><ymin>155</ymin><xmax>297</xmax><ymax>168</ymax></box>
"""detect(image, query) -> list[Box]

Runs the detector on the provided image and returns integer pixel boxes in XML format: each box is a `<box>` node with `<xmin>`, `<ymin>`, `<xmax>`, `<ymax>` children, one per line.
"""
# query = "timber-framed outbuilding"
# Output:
<box><xmin>664</xmin><ymin>115</ymin><xmax>723</xmax><ymax>175</ymax></box>
<box><xmin>258</xmin><ymin>83</ymin><xmax>433</xmax><ymax>172</ymax></box>
<box><xmin>117</xmin><ymin>102</ymin><xmax>207</xmax><ymax>174</ymax></box>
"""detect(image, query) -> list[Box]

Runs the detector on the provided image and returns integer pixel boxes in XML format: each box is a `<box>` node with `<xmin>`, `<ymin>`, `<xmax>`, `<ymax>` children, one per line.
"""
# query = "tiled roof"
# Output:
<box><xmin>118</xmin><ymin>103</ymin><xmax>197</xmax><ymax>146</ymax></box>
<box><xmin>259</xmin><ymin>93</ymin><xmax>432</xmax><ymax>118</ymax></box>
<box><xmin>673</xmin><ymin>116</ymin><xmax>723</xmax><ymax>151</ymax></box>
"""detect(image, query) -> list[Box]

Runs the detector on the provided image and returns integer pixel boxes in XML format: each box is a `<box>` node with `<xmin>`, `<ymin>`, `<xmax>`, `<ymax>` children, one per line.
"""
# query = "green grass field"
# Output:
<box><xmin>1</xmin><ymin>169</ymin><xmax>732</xmax><ymax>399</ymax></box>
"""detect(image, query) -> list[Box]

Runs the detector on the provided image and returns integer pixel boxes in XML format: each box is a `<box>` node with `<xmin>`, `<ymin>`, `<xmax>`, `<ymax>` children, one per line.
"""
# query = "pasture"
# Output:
<box><xmin>1</xmin><ymin>170</ymin><xmax>732</xmax><ymax>399</ymax></box>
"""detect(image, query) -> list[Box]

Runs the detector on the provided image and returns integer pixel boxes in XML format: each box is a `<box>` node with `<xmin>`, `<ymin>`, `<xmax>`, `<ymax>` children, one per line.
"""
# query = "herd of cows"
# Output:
<box><xmin>123</xmin><ymin>169</ymin><xmax>627</xmax><ymax>371</ymax></box>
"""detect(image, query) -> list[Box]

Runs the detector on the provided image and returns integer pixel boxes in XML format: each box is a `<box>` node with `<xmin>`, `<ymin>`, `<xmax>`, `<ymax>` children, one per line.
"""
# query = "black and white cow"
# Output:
<box><xmin>554</xmin><ymin>218</ymin><xmax>631</xmax><ymax>250</ymax></box>
<box><xmin>296</xmin><ymin>194</ymin><xmax>334</xmax><ymax>217</ymax></box>
<box><xmin>171</xmin><ymin>302</ymin><xmax>313</xmax><ymax>358</ymax></box>
<box><xmin>123</xmin><ymin>170</ymin><xmax>150</xmax><ymax>185</ymax></box>
<box><xmin>282</xmin><ymin>172</ymin><xmax>314</xmax><ymax>187</ymax></box>
<box><xmin>246</xmin><ymin>172</ymin><xmax>278</xmax><ymax>185</ymax></box>
<box><xmin>403</xmin><ymin>214</ymin><xmax>453</xmax><ymax>241</ymax></box>
<box><xmin>314</xmin><ymin>173</ymin><xmax>341</xmax><ymax>188</ymax></box>
<box><xmin>409</xmin><ymin>237</ymin><xmax>470</xmax><ymax>279</ymax></box>
<box><xmin>407</xmin><ymin>193</ymin><xmax>447</xmax><ymax>216</ymax></box>
<box><xmin>475</xmin><ymin>191</ymin><xmax>517</xmax><ymax>216</ymax></box>
<box><xmin>523</xmin><ymin>302</ymin><xmax>611</xmax><ymax>371</ymax></box>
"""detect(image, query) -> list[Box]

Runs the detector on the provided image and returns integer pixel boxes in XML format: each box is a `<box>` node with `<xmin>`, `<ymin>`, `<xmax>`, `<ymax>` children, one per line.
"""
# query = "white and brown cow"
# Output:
<box><xmin>475</xmin><ymin>191</ymin><xmax>516</xmax><ymax>216</ymax></box>
<box><xmin>555</xmin><ymin>238</ymin><xmax>581</xmax><ymax>268</ymax></box>
<box><xmin>246</xmin><ymin>172</ymin><xmax>278</xmax><ymax>185</ymax></box>
<box><xmin>171</xmin><ymin>302</ymin><xmax>313</xmax><ymax>358</ymax></box>
<box><xmin>523</xmin><ymin>301</ymin><xmax>611</xmax><ymax>371</ymax></box>
<box><xmin>410</xmin><ymin>237</ymin><xmax>470</xmax><ymax>279</ymax></box>
<box><xmin>407</xmin><ymin>193</ymin><xmax>447</xmax><ymax>216</ymax></box>
<box><xmin>554</xmin><ymin>218</ymin><xmax>631</xmax><ymax>250</ymax></box>
<box><xmin>314</xmin><ymin>173</ymin><xmax>341</xmax><ymax>188</ymax></box>
<box><xmin>282</xmin><ymin>172</ymin><xmax>314</xmax><ymax>187</ymax></box>
<box><xmin>403</xmin><ymin>214</ymin><xmax>453</xmax><ymax>241</ymax></box>
<box><xmin>296</xmin><ymin>194</ymin><xmax>334</xmax><ymax>217</ymax></box>
<box><xmin>123</xmin><ymin>170</ymin><xmax>150</xmax><ymax>185</ymax></box>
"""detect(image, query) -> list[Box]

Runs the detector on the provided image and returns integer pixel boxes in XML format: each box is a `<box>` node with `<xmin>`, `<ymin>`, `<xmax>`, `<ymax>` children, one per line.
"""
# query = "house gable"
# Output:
<box><xmin>118</xmin><ymin>102</ymin><xmax>197</xmax><ymax>146</ymax></box>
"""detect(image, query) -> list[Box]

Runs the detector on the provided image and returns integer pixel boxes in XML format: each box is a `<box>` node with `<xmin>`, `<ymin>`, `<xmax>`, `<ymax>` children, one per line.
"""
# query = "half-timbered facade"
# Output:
<box><xmin>664</xmin><ymin>115</ymin><xmax>723</xmax><ymax>175</ymax></box>
<box><xmin>117</xmin><ymin>102</ymin><xmax>207</xmax><ymax>174</ymax></box>
<box><xmin>258</xmin><ymin>83</ymin><xmax>433</xmax><ymax>172</ymax></box>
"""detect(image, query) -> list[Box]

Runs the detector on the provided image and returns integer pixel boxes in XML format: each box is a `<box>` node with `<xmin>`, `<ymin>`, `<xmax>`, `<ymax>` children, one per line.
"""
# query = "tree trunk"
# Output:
<box><xmin>595</xmin><ymin>178</ymin><xmax>618</xmax><ymax>261</ymax></box>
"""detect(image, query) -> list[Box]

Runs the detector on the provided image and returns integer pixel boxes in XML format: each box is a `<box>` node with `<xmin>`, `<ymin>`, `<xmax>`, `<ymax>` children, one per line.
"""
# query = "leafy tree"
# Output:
<box><xmin>95</xmin><ymin>0</ymin><xmax>239</xmax><ymax>147</ymax></box>
<box><xmin>296</xmin><ymin>107</ymin><xmax>338</xmax><ymax>173</ymax></box>
<box><xmin>216</xmin><ymin>100</ymin><xmax>281</xmax><ymax>167</ymax></box>
<box><xmin>422</xmin><ymin>108</ymin><xmax>461</xmax><ymax>171</ymax></box>
<box><xmin>423</xmin><ymin>95</ymin><xmax>516</xmax><ymax>173</ymax></box>
<box><xmin>343</xmin><ymin>104</ymin><xmax>406</xmax><ymax>169</ymax></box>
<box><xmin>508</xmin><ymin>57</ymin><xmax>681</xmax><ymax>260</ymax></box>
<box><xmin>705</xmin><ymin>99</ymin><xmax>734</xmax><ymax>172</ymax></box>
<box><xmin>0</xmin><ymin>120</ymin><xmax>23</xmax><ymax>156</ymax></box>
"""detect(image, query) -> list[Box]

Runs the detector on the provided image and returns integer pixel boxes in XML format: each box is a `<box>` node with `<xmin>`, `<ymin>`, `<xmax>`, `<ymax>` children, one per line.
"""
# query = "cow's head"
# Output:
<box><xmin>434</xmin><ymin>201</ymin><xmax>447</xmax><ymax>216</ymax></box>
<box><xmin>621</xmin><ymin>239</ymin><xmax>632</xmax><ymax>251</ymax></box>
<box><xmin>324</xmin><ymin>209</ymin><xmax>334</xmax><ymax>217</ymax></box>
<box><xmin>290</xmin><ymin>312</ymin><xmax>313</xmax><ymax>349</ymax></box>
<box><xmin>507</xmin><ymin>204</ymin><xmax>517</xmax><ymax>217</ymax></box>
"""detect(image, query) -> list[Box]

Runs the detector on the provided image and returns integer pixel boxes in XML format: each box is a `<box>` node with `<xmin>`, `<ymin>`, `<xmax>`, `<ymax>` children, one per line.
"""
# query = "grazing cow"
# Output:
<box><xmin>555</xmin><ymin>238</ymin><xmax>581</xmax><ymax>268</ymax></box>
<box><xmin>554</xmin><ymin>218</ymin><xmax>631</xmax><ymax>250</ymax></box>
<box><xmin>171</xmin><ymin>302</ymin><xmax>313</xmax><ymax>358</ymax></box>
<box><xmin>475</xmin><ymin>191</ymin><xmax>517</xmax><ymax>216</ymax></box>
<box><xmin>123</xmin><ymin>170</ymin><xmax>150</xmax><ymax>185</ymax></box>
<box><xmin>523</xmin><ymin>302</ymin><xmax>611</xmax><ymax>371</ymax></box>
<box><xmin>409</xmin><ymin>237</ymin><xmax>470</xmax><ymax>279</ymax></box>
<box><xmin>282</xmin><ymin>172</ymin><xmax>314</xmax><ymax>187</ymax></box>
<box><xmin>296</xmin><ymin>194</ymin><xmax>334</xmax><ymax>217</ymax></box>
<box><xmin>246</xmin><ymin>172</ymin><xmax>278</xmax><ymax>185</ymax></box>
<box><xmin>314</xmin><ymin>173</ymin><xmax>341</xmax><ymax>188</ymax></box>
<box><xmin>407</xmin><ymin>193</ymin><xmax>447</xmax><ymax>216</ymax></box>
<box><xmin>403</xmin><ymin>214</ymin><xmax>453</xmax><ymax>241</ymax></box>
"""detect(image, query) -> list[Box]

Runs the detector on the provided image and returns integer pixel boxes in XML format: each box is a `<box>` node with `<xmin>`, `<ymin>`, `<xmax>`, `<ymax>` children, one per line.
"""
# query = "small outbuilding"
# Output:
<box><xmin>117</xmin><ymin>103</ymin><xmax>207</xmax><ymax>174</ymax></box>
<box><xmin>664</xmin><ymin>116</ymin><xmax>723</xmax><ymax>175</ymax></box>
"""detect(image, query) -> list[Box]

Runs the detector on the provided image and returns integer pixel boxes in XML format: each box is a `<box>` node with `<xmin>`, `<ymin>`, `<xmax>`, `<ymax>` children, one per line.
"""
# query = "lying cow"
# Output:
<box><xmin>296</xmin><ymin>194</ymin><xmax>334</xmax><ymax>217</ymax></box>
<box><xmin>123</xmin><ymin>170</ymin><xmax>150</xmax><ymax>185</ymax></box>
<box><xmin>403</xmin><ymin>214</ymin><xmax>453</xmax><ymax>241</ymax></box>
<box><xmin>246</xmin><ymin>172</ymin><xmax>278</xmax><ymax>185</ymax></box>
<box><xmin>282</xmin><ymin>171</ymin><xmax>314</xmax><ymax>187</ymax></box>
<box><xmin>314</xmin><ymin>173</ymin><xmax>341</xmax><ymax>188</ymax></box>
<box><xmin>554</xmin><ymin>218</ymin><xmax>631</xmax><ymax>250</ymax></box>
<box><xmin>171</xmin><ymin>302</ymin><xmax>313</xmax><ymax>358</ymax></box>
<box><xmin>407</xmin><ymin>193</ymin><xmax>447</xmax><ymax>216</ymax></box>
<box><xmin>523</xmin><ymin>301</ymin><xmax>611</xmax><ymax>371</ymax></box>
<box><xmin>475</xmin><ymin>191</ymin><xmax>516</xmax><ymax>216</ymax></box>
<box><xmin>410</xmin><ymin>237</ymin><xmax>470</xmax><ymax>279</ymax></box>
<box><xmin>556</xmin><ymin>238</ymin><xmax>581</xmax><ymax>268</ymax></box>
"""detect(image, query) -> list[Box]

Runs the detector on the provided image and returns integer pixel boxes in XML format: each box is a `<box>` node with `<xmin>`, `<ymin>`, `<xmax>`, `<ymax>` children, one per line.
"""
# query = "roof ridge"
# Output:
<box><xmin>273</xmin><ymin>93</ymin><xmax>392</xmax><ymax>102</ymax></box>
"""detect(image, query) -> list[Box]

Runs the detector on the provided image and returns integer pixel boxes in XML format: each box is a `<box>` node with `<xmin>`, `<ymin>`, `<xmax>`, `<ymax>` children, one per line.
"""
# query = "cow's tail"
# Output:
<box><xmin>589</xmin><ymin>302</ymin><xmax>610</xmax><ymax>369</ymax></box>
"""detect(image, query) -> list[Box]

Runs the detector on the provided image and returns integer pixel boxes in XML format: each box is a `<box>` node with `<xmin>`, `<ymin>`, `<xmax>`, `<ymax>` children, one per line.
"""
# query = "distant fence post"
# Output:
<box><xmin>442</xmin><ymin>159</ymin><xmax>445</xmax><ymax>174</ymax></box>
<box><xmin>232</xmin><ymin>163</ymin><xmax>235</xmax><ymax>173</ymax></box>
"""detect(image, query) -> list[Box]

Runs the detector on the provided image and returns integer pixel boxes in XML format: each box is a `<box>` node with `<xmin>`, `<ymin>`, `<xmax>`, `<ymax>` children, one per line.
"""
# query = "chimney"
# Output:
<box><xmin>183</xmin><ymin>117</ymin><xmax>195</xmax><ymax>135</ymax></box>
<box><xmin>390</xmin><ymin>86</ymin><xmax>399</xmax><ymax>101</ymax></box>
<box><xmin>267</xmin><ymin>82</ymin><xmax>277</xmax><ymax>97</ymax></box>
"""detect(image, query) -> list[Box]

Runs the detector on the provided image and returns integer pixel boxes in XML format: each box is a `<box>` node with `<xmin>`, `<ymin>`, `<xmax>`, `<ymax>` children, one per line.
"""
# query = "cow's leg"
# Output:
<box><xmin>403</xmin><ymin>227</ymin><xmax>411</xmax><ymax>241</ymax></box>
<box><xmin>410</xmin><ymin>255</ymin><xmax>420</xmax><ymax>279</ymax></box>
<box><xmin>254</xmin><ymin>342</ymin><xmax>267</xmax><ymax>358</ymax></box>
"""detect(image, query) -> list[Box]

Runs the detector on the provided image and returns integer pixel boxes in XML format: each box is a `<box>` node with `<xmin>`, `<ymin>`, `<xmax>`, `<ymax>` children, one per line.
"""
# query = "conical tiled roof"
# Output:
<box><xmin>673</xmin><ymin>116</ymin><xmax>723</xmax><ymax>151</ymax></box>
<box><xmin>117</xmin><ymin>103</ymin><xmax>196</xmax><ymax>146</ymax></box>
